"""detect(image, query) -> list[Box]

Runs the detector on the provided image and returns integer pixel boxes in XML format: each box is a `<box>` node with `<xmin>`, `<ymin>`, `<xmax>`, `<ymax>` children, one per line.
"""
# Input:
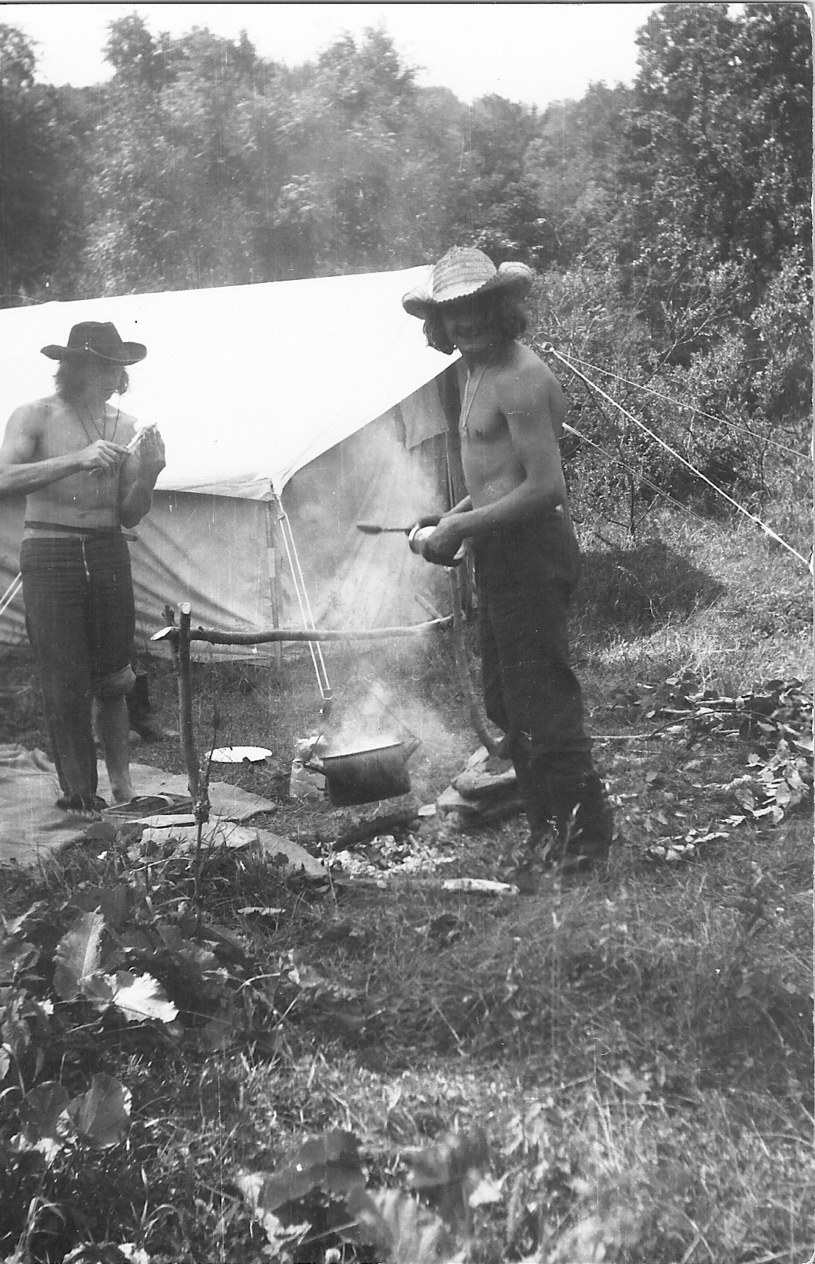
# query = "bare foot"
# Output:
<box><xmin>56</xmin><ymin>794</ymin><xmax>108</xmax><ymax>820</ymax></box>
<box><xmin>110</xmin><ymin>785</ymin><xmax>135</xmax><ymax>806</ymax></box>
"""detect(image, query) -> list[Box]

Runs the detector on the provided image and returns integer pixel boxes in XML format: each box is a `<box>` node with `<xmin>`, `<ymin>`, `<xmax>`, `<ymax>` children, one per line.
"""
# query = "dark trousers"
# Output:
<box><xmin>20</xmin><ymin>534</ymin><xmax>135</xmax><ymax>801</ymax></box>
<box><xmin>476</xmin><ymin>513</ymin><xmax>609</xmax><ymax>845</ymax></box>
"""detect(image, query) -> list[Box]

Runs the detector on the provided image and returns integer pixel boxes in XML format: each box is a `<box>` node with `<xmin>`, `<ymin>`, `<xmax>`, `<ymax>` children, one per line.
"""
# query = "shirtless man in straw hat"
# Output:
<box><xmin>403</xmin><ymin>246</ymin><xmax>613</xmax><ymax>876</ymax></box>
<box><xmin>0</xmin><ymin>321</ymin><xmax>165</xmax><ymax>819</ymax></box>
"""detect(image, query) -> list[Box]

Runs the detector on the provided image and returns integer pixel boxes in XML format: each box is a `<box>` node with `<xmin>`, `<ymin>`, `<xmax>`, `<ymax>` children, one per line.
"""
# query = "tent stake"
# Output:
<box><xmin>172</xmin><ymin>602</ymin><xmax>210</xmax><ymax>824</ymax></box>
<box><xmin>172</xmin><ymin>603</ymin><xmax>211</xmax><ymax>937</ymax></box>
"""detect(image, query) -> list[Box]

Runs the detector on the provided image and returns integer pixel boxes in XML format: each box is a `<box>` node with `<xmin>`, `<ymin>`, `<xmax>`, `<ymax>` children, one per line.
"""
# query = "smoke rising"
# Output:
<box><xmin>279</xmin><ymin>410</ymin><xmax>450</xmax><ymax>632</ymax></box>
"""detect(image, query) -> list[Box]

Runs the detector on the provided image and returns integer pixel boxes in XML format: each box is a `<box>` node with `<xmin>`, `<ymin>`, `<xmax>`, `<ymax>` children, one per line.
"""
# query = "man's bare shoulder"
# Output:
<box><xmin>509</xmin><ymin>341</ymin><xmax>560</xmax><ymax>382</ymax></box>
<box><xmin>496</xmin><ymin>343</ymin><xmax>563</xmax><ymax>413</ymax></box>
<box><xmin>6</xmin><ymin>394</ymin><xmax>62</xmax><ymax>431</ymax></box>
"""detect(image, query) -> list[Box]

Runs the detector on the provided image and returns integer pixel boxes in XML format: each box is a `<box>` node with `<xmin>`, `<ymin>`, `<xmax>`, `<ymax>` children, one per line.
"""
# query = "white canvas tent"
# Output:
<box><xmin>0</xmin><ymin>268</ymin><xmax>464</xmax><ymax>662</ymax></box>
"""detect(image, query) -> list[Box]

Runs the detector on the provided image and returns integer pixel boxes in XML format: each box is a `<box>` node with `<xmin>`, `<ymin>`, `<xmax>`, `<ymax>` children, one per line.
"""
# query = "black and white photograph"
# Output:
<box><xmin>0</xmin><ymin>3</ymin><xmax>811</xmax><ymax>1262</ymax></box>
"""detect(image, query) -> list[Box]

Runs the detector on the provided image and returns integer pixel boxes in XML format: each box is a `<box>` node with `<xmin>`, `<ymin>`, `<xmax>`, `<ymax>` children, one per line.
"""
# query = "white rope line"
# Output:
<box><xmin>544</xmin><ymin>344</ymin><xmax>811</xmax><ymax>571</ymax></box>
<box><xmin>275</xmin><ymin>509</ymin><xmax>332</xmax><ymax>700</ymax></box>
<box><xmin>0</xmin><ymin>571</ymin><xmax>22</xmax><ymax>605</ymax></box>
<box><xmin>278</xmin><ymin>513</ymin><xmax>332</xmax><ymax>699</ymax></box>
<box><xmin>0</xmin><ymin>573</ymin><xmax>22</xmax><ymax>620</ymax></box>
<box><xmin>561</xmin><ymin>423</ymin><xmax>721</xmax><ymax>532</ymax></box>
<box><xmin>551</xmin><ymin>346</ymin><xmax>806</xmax><ymax>461</ymax></box>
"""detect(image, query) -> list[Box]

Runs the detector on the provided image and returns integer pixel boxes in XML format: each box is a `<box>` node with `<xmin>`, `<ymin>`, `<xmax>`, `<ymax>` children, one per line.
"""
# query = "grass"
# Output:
<box><xmin>0</xmin><ymin>502</ymin><xmax>812</xmax><ymax>1264</ymax></box>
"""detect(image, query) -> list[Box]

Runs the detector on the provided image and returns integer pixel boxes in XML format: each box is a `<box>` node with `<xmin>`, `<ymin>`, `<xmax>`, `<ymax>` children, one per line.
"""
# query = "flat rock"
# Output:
<box><xmin>138</xmin><ymin>819</ymin><xmax>326</xmax><ymax>879</ymax></box>
<box><xmin>436</xmin><ymin>783</ymin><xmax>521</xmax><ymax>823</ymax></box>
<box><xmin>141</xmin><ymin>821</ymin><xmax>260</xmax><ymax>852</ymax></box>
<box><xmin>452</xmin><ymin>767</ymin><xmax>517</xmax><ymax>799</ymax></box>
<box><xmin>254</xmin><ymin>828</ymin><xmax>327</xmax><ymax>879</ymax></box>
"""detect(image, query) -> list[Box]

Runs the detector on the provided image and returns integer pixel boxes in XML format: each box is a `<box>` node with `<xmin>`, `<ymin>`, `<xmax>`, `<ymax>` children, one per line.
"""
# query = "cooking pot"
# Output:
<box><xmin>307</xmin><ymin>736</ymin><xmax>420</xmax><ymax>806</ymax></box>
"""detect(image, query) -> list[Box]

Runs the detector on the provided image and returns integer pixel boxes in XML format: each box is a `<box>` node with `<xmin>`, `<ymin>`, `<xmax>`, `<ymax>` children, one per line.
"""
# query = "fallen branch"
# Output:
<box><xmin>335</xmin><ymin>875</ymin><xmax>519</xmax><ymax>895</ymax></box>
<box><xmin>447</xmin><ymin>569</ymin><xmax>503</xmax><ymax>757</ymax></box>
<box><xmin>332</xmin><ymin>808</ymin><xmax>421</xmax><ymax>849</ymax></box>
<box><xmin>152</xmin><ymin>616</ymin><xmax>452</xmax><ymax>646</ymax></box>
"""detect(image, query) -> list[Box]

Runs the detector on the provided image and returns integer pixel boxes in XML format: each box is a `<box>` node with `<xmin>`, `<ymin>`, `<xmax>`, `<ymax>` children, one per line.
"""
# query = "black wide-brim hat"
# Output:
<box><xmin>41</xmin><ymin>321</ymin><xmax>147</xmax><ymax>365</ymax></box>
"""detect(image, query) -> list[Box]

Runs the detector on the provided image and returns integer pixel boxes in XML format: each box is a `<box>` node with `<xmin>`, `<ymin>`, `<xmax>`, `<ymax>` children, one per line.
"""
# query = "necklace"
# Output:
<box><xmin>73</xmin><ymin>402</ymin><xmax>119</xmax><ymax>445</ymax></box>
<box><xmin>460</xmin><ymin>361</ymin><xmax>491</xmax><ymax>436</ymax></box>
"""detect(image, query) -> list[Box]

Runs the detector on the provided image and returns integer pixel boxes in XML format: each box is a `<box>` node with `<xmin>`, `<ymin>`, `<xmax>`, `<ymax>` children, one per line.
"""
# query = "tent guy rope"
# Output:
<box><xmin>540</xmin><ymin>342</ymin><xmax>811</xmax><ymax>572</ymax></box>
<box><xmin>561</xmin><ymin>423</ymin><xmax>725</xmax><ymax>533</ymax></box>
<box><xmin>274</xmin><ymin>503</ymin><xmax>332</xmax><ymax>701</ymax></box>
<box><xmin>0</xmin><ymin>573</ymin><xmax>22</xmax><ymax>621</ymax></box>
<box><xmin>558</xmin><ymin>348</ymin><xmax>807</xmax><ymax>461</ymax></box>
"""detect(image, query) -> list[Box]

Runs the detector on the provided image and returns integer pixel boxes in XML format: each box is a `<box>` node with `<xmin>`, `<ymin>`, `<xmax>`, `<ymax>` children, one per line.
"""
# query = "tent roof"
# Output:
<box><xmin>0</xmin><ymin>268</ymin><xmax>455</xmax><ymax>499</ymax></box>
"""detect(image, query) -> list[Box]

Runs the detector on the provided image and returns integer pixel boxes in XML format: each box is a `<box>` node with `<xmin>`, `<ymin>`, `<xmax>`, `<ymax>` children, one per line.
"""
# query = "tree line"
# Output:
<box><xmin>0</xmin><ymin>3</ymin><xmax>811</xmax><ymax>522</ymax></box>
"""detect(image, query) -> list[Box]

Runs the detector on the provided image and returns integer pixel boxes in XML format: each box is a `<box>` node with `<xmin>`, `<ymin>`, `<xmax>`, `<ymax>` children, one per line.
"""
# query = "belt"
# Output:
<box><xmin>25</xmin><ymin>520</ymin><xmax>122</xmax><ymax>537</ymax></box>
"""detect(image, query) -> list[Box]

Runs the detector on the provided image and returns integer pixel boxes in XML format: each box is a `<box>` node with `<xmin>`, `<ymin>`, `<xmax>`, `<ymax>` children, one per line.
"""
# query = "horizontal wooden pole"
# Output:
<box><xmin>153</xmin><ymin>615</ymin><xmax>453</xmax><ymax>646</ymax></box>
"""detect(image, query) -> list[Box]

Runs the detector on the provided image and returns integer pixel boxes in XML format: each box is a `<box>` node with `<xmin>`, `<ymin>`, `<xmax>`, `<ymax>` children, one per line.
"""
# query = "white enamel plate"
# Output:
<box><xmin>208</xmin><ymin>745</ymin><xmax>272</xmax><ymax>763</ymax></box>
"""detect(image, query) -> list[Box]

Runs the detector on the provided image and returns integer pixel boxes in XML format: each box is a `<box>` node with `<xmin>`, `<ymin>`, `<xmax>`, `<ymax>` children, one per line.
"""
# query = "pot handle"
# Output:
<box><xmin>402</xmin><ymin>737</ymin><xmax>421</xmax><ymax>761</ymax></box>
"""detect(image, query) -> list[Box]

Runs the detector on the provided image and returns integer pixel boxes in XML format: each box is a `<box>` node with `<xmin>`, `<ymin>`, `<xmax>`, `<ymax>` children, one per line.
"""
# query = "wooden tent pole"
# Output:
<box><xmin>265</xmin><ymin>497</ymin><xmax>283</xmax><ymax>668</ymax></box>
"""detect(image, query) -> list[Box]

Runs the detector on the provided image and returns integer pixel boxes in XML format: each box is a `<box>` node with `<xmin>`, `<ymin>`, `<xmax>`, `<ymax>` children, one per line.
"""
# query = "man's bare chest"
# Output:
<box><xmin>459</xmin><ymin>394</ymin><xmax>510</xmax><ymax>448</ymax></box>
<box><xmin>36</xmin><ymin>405</ymin><xmax>119</xmax><ymax>459</ymax></box>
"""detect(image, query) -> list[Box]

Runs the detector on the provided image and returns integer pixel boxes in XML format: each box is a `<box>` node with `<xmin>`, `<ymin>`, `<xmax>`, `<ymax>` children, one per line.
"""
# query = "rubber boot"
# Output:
<box><xmin>504</xmin><ymin>760</ymin><xmax>561</xmax><ymax>889</ymax></box>
<box><xmin>549</xmin><ymin>772</ymin><xmax>614</xmax><ymax>872</ymax></box>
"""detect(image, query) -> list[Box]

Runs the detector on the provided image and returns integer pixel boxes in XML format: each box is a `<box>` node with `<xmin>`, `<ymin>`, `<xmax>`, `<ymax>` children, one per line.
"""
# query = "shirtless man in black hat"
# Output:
<box><xmin>403</xmin><ymin>247</ymin><xmax>613</xmax><ymax>876</ymax></box>
<box><xmin>0</xmin><ymin>321</ymin><xmax>165</xmax><ymax>818</ymax></box>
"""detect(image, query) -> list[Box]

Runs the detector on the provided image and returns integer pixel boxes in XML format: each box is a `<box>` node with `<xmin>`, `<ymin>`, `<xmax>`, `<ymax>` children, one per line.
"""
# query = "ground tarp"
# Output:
<box><xmin>0</xmin><ymin>743</ymin><xmax>323</xmax><ymax>872</ymax></box>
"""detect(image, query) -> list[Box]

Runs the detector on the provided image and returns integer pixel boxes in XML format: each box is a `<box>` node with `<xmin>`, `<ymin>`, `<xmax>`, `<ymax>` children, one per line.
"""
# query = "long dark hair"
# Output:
<box><xmin>55</xmin><ymin>359</ymin><xmax>129</xmax><ymax>401</ymax></box>
<box><xmin>422</xmin><ymin>290</ymin><xmax>528</xmax><ymax>355</ymax></box>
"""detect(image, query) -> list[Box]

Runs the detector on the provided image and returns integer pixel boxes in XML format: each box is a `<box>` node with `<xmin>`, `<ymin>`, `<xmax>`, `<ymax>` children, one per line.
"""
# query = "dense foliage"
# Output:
<box><xmin>0</xmin><ymin>3</ymin><xmax>810</xmax><ymax>524</ymax></box>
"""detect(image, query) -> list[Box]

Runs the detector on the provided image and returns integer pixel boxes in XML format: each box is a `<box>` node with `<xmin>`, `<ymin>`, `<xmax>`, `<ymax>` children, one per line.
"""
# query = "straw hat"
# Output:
<box><xmin>402</xmin><ymin>247</ymin><xmax>534</xmax><ymax>319</ymax></box>
<box><xmin>41</xmin><ymin>321</ymin><xmax>147</xmax><ymax>364</ymax></box>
